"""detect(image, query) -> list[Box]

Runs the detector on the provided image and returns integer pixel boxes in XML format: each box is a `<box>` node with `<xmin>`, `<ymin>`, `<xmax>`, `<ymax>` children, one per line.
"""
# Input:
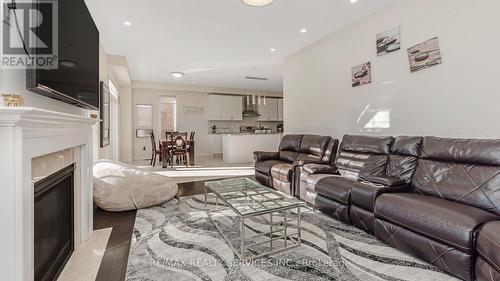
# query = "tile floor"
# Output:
<box><xmin>58</xmin><ymin>228</ymin><xmax>112</xmax><ymax>281</ymax></box>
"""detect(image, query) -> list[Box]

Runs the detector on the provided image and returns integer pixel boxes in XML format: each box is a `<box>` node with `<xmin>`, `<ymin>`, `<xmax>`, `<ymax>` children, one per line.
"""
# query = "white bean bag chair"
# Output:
<box><xmin>93</xmin><ymin>160</ymin><xmax>178</xmax><ymax>212</ymax></box>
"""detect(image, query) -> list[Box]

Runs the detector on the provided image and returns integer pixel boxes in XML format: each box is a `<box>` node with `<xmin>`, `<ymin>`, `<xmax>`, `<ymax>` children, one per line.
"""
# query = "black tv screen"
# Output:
<box><xmin>27</xmin><ymin>0</ymin><xmax>99</xmax><ymax>109</ymax></box>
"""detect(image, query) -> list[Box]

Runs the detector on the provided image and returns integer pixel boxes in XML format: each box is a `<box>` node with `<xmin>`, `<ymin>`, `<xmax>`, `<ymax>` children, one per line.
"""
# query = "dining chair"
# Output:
<box><xmin>169</xmin><ymin>132</ymin><xmax>189</xmax><ymax>167</ymax></box>
<box><xmin>187</xmin><ymin>131</ymin><xmax>195</xmax><ymax>159</ymax></box>
<box><xmin>165</xmin><ymin>131</ymin><xmax>179</xmax><ymax>141</ymax></box>
<box><xmin>149</xmin><ymin>131</ymin><xmax>162</xmax><ymax>167</ymax></box>
<box><xmin>164</xmin><ymin>131</ymin><xmax>178</xmax><ymax>166</ymax></box>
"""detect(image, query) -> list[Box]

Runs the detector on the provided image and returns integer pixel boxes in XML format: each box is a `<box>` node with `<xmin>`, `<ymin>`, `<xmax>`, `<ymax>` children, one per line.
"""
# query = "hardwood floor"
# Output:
<box><xmin>93</xmin><ymin>178</ymin><xmax>226</xmax><ymax>281</ymax></box>
<box><xmin>94</xmin><ymin>207</ymin><xmax>136</xmax><ymax>281</ymax></box>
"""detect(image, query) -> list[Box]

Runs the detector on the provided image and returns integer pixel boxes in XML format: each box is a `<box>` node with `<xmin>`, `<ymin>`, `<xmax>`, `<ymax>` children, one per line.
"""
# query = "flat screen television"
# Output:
<box><xmin>27</xmin><ymin>0</ymin><xmax>100</xmax><ymax>109</ymax></box>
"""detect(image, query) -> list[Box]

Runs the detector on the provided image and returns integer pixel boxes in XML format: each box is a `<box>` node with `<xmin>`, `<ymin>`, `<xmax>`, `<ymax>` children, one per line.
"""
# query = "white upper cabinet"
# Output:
<box><xmin>220</xmin><ymin>96</ymin><xmax>232</xmax><ymax>121</ymax></box>
<box><xmin>229</xmin><ymin>96</ymin><xmax>243</xmax><ymax>121</ymax></box>
<box><xmin>208</xmin><ymin>95</ymin><xmax>243</xmax><ymax>121</ymax></box>
<box><xmin>258</xmin><ymin>98</ymin><xmax>279</xmax><ymax>121</ymax></box>
<box><xmin>277</xmin><ymin>98</ymin><xmax>283</xmax><ymax>121</ymax></box>
<box><xmin>208</xmin><ymin>95</ymin><xmax>223</xmax><ymax>120</ymax></box>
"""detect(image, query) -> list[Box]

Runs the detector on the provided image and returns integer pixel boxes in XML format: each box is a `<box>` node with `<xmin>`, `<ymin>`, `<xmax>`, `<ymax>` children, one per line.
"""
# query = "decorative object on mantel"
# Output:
<box><xmin>183</xmin><ymin>106</ymin><xmax>204</xmax><ymax>115</ymax></box>
<box><xmin>377</xmin><ymin>26</ymin><xmax>401</xmax><ymax>56</ymax></box>
<box><xmin>408</xmin><ymin>37</ymin><xmax>442</xmax><ymax>72</ymax></box>
<box><xmin>99</xmin><ymin>81</ymin><xmax>110</xmax><ymax>147</ymax></box>
<box><xmin>352</xmin><ymin>62</ymin><xmax>372</xmax><ymax>87</ymax></box>
<box><xmin>90</xmin><ymin>112</ymin><xmax>98</xmax><ymax>119</ymax></box>
<box><xmin>2</xmin><ymin>94</ymin><xmax>24</xmax><ymax>107</ymax></box>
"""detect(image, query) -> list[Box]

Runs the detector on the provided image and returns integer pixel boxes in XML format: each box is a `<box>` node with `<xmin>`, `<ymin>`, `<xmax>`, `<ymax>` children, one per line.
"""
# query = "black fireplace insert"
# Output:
<box><xmin>34</xmin><ymin>164</ymin><xmax>75</xmax><ymax>281</ymax></box>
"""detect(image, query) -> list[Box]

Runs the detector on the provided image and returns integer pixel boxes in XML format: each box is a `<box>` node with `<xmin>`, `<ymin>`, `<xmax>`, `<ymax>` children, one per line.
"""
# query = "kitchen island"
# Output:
<box><xmin>222</xmin><ymin>133</ymin><xmax>283</xmax><ymax>164</ymax></box>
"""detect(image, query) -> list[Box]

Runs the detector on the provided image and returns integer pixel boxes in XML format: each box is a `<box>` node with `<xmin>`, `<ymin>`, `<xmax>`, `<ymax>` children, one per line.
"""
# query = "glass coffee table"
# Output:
<box><xmin>204</xmin><ymin>177</ymin><xmax>304</xmax><ymax>260</ymax></box>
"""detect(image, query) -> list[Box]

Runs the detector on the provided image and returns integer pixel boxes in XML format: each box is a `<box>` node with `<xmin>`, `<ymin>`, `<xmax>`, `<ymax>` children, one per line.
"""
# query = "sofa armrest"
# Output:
<box><xmin>291</xmin><ymin>160</ymin><xmax>331</xmax><ymax>198</ymax></box>
<box><xmin>253</xmin><ymin>151</ymin><xmax>279</xmax><ymax>162</ymax></box>
<box><xmin>358</xmin><ymin>176</ymin><xmax>406</xmax><ymax>187</ymax></box>
<box><xmin>351</xmin><ymin>180</ymin><xmax>410</xmax><ymax>212</ymax></box>
<box><xmin>292</xmin><ymin>158</ymin><xmax>323</xmax><ymax>169</ymax></box>
<box><xmin>302</xmin><ymin>163</ymin><xmax>338</xmax><ymax>175</ymax></box>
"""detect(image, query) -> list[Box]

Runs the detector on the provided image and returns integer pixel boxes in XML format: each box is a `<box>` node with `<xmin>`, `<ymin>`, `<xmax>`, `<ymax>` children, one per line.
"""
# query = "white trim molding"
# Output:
<box><xmin>0</xmin><ymin>107</ymin><xmax>98</xmax><ymax>281</ymax></box>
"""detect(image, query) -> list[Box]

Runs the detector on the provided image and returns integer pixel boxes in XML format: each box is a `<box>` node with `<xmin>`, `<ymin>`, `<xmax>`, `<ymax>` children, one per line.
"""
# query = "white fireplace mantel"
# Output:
<box><xmin>0</xmin><ymin>107</ymin><xmax>98</xmax><ymax>281</ymax></box>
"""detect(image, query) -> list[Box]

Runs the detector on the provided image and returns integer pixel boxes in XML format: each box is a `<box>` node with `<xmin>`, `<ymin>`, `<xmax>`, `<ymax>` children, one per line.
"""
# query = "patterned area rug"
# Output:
<box><xmin>125</xmin><ymin>195</ymin><xmax>457</xmax><ymax>281</ymax></box>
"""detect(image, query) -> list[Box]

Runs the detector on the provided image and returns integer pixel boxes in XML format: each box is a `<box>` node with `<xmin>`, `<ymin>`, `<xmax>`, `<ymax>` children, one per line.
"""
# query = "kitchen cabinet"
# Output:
<box><xmin>208</xmin><ymin>95</ymin><xmax>223</xmax><ymax>120</ymax></box>
<box><xmin>277</xmin><ymin>98</ymin><xmax>283</xmax><ymax>121</ymax></box>
<box><xmin>229</xmin><ymin>96</ymin><xmax>243</xmax><ymax>121</ymax></box>
<box><xmin>220</xmin><ymin>96</ymin><xmax>232</xmax><ymax>120</ymax></box>
<box><xmin>209</xmin><ymin>134</ymin><xmax>223</xmax><ymax>156</ymax></box>
<box><xmin>208</xmin><ymin>95</ymin><xmax>243</xmax><ymax>121</ymax></box>
<box><xmin>257</xmin><ymin>98</ymin><xmax>279</xmax><ymax>121</ymax></box>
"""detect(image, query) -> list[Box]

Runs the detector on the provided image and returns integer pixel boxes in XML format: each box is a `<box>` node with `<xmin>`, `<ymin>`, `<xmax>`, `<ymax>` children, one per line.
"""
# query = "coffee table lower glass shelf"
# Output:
<box><xmin>204</xmin><ymin>177</ymin><xmax>303</xmax><ymax>260</ymax></box>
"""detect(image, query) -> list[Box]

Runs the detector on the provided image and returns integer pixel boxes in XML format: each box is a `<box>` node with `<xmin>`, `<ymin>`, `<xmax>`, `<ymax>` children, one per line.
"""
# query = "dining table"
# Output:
<box><xmin>161</xmin><ymin>139</ymin><xmax>195</xmax><ymax>168</ymax></box>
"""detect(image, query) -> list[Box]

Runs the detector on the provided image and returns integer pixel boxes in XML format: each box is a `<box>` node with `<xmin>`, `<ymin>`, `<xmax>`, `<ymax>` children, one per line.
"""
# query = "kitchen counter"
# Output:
<box><xmin>222</xmin><ymin>134</ymin><xmax>282</xmax><ymax>164</ymax></box>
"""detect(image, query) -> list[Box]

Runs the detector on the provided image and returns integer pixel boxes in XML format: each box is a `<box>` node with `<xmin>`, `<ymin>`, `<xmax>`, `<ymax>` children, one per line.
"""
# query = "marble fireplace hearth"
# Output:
<box><xmin>0</xmin><ymin>107</ymin><xmax>98</xmax><ymax>281</ymax></box>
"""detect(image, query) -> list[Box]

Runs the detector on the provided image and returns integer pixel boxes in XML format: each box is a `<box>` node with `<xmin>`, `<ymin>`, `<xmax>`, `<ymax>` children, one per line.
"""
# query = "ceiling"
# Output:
<box><xmin>85</xmin><ymin>0</ymin><xmax>398</xmax><ymax>91</ymax></box>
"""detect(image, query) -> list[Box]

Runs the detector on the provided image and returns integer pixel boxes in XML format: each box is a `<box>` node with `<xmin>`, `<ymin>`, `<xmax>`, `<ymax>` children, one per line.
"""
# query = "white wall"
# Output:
<box><xmin>98</xmin><ymin>43</ymin><xmax>115</xmax><ymax>160</ymax></box>
<box><xmin>119</xmin><ymin>86</ymin><xmax>133</xmax><ymax>162</ymax></box>
<box><xmin>284</xmin><ymin>0</ymin><xmax>500</xmax><ymax>141</ymax></box>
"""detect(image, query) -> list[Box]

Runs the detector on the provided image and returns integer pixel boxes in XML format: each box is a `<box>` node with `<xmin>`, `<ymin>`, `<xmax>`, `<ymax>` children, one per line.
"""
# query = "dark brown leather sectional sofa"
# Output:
<box><xmin>297</xmin><ymin>135</ymin><xmax>500</xmax><ymax>281</ymax></box>
<box><xmin>254</xmin><ymin>134</ymin><xmax>338</xmax><ymax>196</ymax></box>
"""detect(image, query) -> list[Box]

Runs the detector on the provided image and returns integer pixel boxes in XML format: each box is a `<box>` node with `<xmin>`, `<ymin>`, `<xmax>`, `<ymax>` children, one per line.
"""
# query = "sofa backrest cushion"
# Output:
<box><xmin>279</xmin><ymin>135</ymin><xmax>303</xmax><ymax>152</ymax></box>
<box><xmin>340</xmin><ymin>135</ymin><xmax>394</xmax><ymax>154</ymax></box>
<box><xmin>386</xmin><ymin>136</ymin><xmax>423</xmax><ymax>182</ymax></box>
<box><xmin>295</xmin><ymin>135</ymin><xmax>336</xmax><ymax>164</ymax></box>
<box><xmin>279</xmin><ymin>151</ymin><xmax>300</xmax><ymax>163</ymax></box>
<box><xmin>323</xmin><ymin>139</ymin><xmax>340</xmax><ymax>166</ymax></box>
<box><xmin>335</xmin><ymin>135</ymin><xmax>394</xmax><ymax>179</ymax></box>
<box><xmin>299</xmin><ymin>135</ymin><xmax>332</xmax><ymax>157</ymax></box>
<box><xmin>278</xmin><ymin>135</ymin><xmax>303</xmax><ymax>162</ymax></box>
<box><xmin>420</xmin><ymin>137</ymin><xmax>500</xmax><ymax>166</ymax></box>
<box><xmin>412</xmin><ymin>136</ymin><xmax>500</xmax><ymax>215</ymax></box>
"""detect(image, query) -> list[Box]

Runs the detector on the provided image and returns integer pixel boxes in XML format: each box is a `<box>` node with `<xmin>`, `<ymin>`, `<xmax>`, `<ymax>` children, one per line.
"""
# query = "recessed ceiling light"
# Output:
<box><xmin>270</xmin><ymin>48</ymin><xmax>277</xmax><ymax>52</ymax></box>
<box><xmin>350</xmin><ymin>0</ymin><xmax>358</xmax><ymax>3</ymax></box>
<box><xmin>171</xmin><ymin>72</ymin><xmax>184</xmax><ymax>78</ymax></box>
<box><xmin>242</xmin><ymin>0</ymin><xmax>275</xmax><ymax>7</ymax></box>
<box><xmin>192</xmin><ymin>81</ymin><xmax>197</xmax><ymax>84</ymax></box>
<box><xmin>124</xmin><ymin>21</ymin><xmax>132</xmax><ymax>26</ymax></box>
<box><xmin>300</xmin><ymin>28</ymin><xmax>308</xmax><ymax>33</ymax></box>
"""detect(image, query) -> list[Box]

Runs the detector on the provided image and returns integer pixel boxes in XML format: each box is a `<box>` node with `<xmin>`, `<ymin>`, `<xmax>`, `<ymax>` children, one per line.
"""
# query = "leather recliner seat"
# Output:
<box><xmin>374</xmin><ymin>137</ymin><xmax>500</xmax><ymax>281</ymax></box>
<box><xmin>349</xmin><ymin>136</ymin><xmax>423</xmax><ymax>234</ymax></box>
<box><xmin>254</xmin><ymin>134</ymin><xmax>338</xmax><ymax>196</ymax></box>
<box><xmin>301</xmin><ymin>135</ymin><xmax>394</xmax><ymax>223</ymax></box>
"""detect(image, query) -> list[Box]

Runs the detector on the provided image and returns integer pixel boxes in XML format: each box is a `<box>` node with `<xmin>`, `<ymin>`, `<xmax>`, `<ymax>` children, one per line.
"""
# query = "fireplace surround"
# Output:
<box><xmin>0</xmin><ymin>107</ymin><xmax>98</xmax><ymax>281</ymax></box>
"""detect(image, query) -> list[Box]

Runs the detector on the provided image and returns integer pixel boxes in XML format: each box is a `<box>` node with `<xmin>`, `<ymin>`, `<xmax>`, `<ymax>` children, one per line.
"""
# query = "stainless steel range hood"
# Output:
<box><xmin>242</xmin><ymin>96</ymin><xmax>261</xmax><ymax>117</ymax></box>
